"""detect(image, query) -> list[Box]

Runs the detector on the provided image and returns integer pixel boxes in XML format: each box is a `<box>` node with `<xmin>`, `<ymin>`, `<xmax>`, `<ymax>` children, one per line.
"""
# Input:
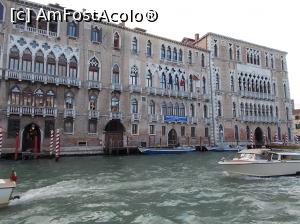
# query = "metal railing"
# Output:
<box><xmin>7</xmin><ymin>105</ymin><xmax>57</xmax><ymax>117</ymax></box>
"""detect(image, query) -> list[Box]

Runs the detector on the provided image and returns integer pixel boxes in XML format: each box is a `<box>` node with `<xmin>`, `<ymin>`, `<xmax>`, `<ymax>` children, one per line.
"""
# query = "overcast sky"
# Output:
<box><xmin>37</xmin><ymin>0</ymin><xmax>300</xmax><ymax>108</ymax></box>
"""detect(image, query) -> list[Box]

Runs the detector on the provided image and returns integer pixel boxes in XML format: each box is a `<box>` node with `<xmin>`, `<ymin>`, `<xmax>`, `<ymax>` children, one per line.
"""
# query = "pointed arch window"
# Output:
<box><xmin>132</xmin><ymin>37</ymin><xmax>138</xmax><ymax>53</ymax></box>
<box><xmin>58</xmin><ymin>54</ymin><xmax>67</xmax><ymax>76</ymax></box>
<box><xmin>10</xmin><ymin>86</ymin><xmax>21</xmax><ymax>105</ymax></box>
<box><xmin>91</xmin><ymin>26</ymin><xmax>102</xmax><ymax>43</ymax></box>
<box><xmin>229</xmin><ymin>47</ymin><xmax>233</xmax><ymax>60</ymax></box>
<box><xmin>22</xmin><ymin>48</ymin><xmax>32</xmax><ymax>72</ymax></box>
<box><xmin>131</xmin><ymin>99</ymin><xmax>138</xmax><ymax>113</ymax></box>
<box><xmin>201</xmin><ymin>53</ymin><xmax>205</xmax><ymax>67</ymax></box>
<box><xmin>173</xmin><ymin>48</ymin><xmax>177</xmax><ymax>61</ymax></box>
<box><xmin>34</xmin><ymin>88</ymin><xmax>44</xmax><ymax>107</ymax></box>
<box><xmin>22</xmin><ymin>88</ymin><xmax>33</xmax><ymax>106</ymax></box>
<box><xmin>174</xmin><ymin>75</ymin><xmax>179</xmax><ymax>91</ymax></box>
<box><xmin>161</xmin><ymin>44</ymin><xmax>165</xmax><ymax>59</ymax></box>
<box><xmin>204</xmin><ymin>105</ymin><xmax>208</xmax><ymax>118</ymax></box>
<box><xmin>230</xmin><ymin>76</ymin><xmax>234</xmax><ymax>92</ymax></box>
<box><xmin>240</xmin><ymin>103</ymin><xmax>244</xmax><ymax>116</ymax></box>
<box><xmin>67</xmin><ymin>21</ymin><xmax>78</xmax><ymax>37</ymax></box>
<box><xmin>216</xmin><ymin>73</ymin><xmax>220</xmax><ymax>90</ymax></box>
<box><xmin>130</xmin><ymin>65</ymin><xmax>138</xmax><ymax>85</ymax></box>
<box><xmin>202</xmin><ymin>77</ymin><xmax>206</xmax><ymax>94</ymax></box>
<box><xmin>112</xmin><ymin>64</ymin><xmax>119</xmax><ymax>84</ymax></box>
<box><xmin>69</xmin><ymin>56</ymin><xmax>78</xmax><ymax>78</ymax></box>
<box><xmin>283</xmin><ymin>84</ymin><xmax>287</xmax><ymax>98</ymax></box>
<box><xmin>111</xmin><ymin>96</ymin><xmax>119</xmax><ymax>112</ymax></box>
<box><xmin>46</xmin><ymin>52</ymin><xmax>56</xmax><ymax>76</ymax></box>
<box><xmin>89</xmin><ymin>95</ymin><xmax>97</xmax><ymax>110</ymax></box>
<box><xmin>232</xmin><ymin>102</ymin><xmax>236</xmax><ymax>117</ymax></box>
<box><xmin>167</xmin><ymin>102</ymin><xmax>173</xmax><ymax>115</ymax></box>
<box><xmin>88</xmin><ymin>57</ymin><xmax>99</xmax><ymax>81</ymax></box>
<box><xmin>188</xmin><ymin>50</ymin><xmax>192</xmax><ymax>64</ymax></box>
<box><xmin>146</xmin><ymin>70</ymin><xmax>152</xmax><ymax>87</ymax></box>
<box><xmin>65</xmin><ymin>92</ymin><xmax>74</xmax><ymax>109</ymax></box>
<box><xmin>161</xmin><ymin>102</ymin><xmax>167</xmax><ymax>115</ymax></box>
<box><xmin>218</xmin><ymin>101</ymin><xmax>222</xmax><ymax>116</ymax></box>
<box><xmin>38</xmin><ymin>18</ymin><xmax>47</xmax><ymax>32</ymax></box>
<box><xmin>27</xmin><ymin>10</ymin><xmax>36</xmax><ymax>28</ymax></box>
<box><xmin>178</xmin><ymin>49</ymin><xmax>183</xmax><ymax>62</ymax></box>
<box><xmin>146</xmin><ymin>40</ymin><xmax>152</xmax><ymax>57</ymax></box>
<box><xmin>174</xmin><ymin>103</ymin><xmax>180</xmax><ymax>116</ymax></box>
<box><xmin>9</xmin><ymin>46</ymin><xmax>20</xmax><ymax>70</ymax></box>
<box><xmin>214</xmin><ymin>44</ymin><xmax>218</xmax><ymax>57</ymax></box>
<box><xmin>113</xmin><ymin>32</ymin><xmax>120</xmax><ymax>49</ymax></box>
<box><xmin>160</xmin><ymin>73</ymin><xmax>167</xmax><ymax>89</ymax></box>
<box><xmin>46</xmin><ymin>90</ymin><xmax>55</xmax><ymax>107</ymax></box>
<box><xmin>35</xmin><ymin>50</ymin><xmax>44</xmax><ymax>74</ymax></box>
<box><xmin>190</xmin><ymin>104</ymin><xmax>195</xmax><ymax>117</ymax></box>
<box><xmin>149</xmin><ymin>100</ymin><xmax>155</xmax><ymax>115</ymax></box>
<box><xmin>180</xmin><ymin>103</ymin><xmax>185</xmax><ymax>116</ymax></box>
<box><xmin>189</xmin><ymin>75</ymin><xmax>193</xmax><ymax>92</ymax></box>
<box><xmin>180</xmin><ymin>76</ymin><xmax>186</xmax><ymax>91</ymax></box>
<box><xmin>167</xmin><ymin>46</ymin><xmax>171</xmax><ymax>60</ymax></box>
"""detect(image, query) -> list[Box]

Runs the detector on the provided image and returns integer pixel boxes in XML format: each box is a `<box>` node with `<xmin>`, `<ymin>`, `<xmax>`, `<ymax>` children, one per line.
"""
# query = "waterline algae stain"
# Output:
<box><xmin>1</xmin><ymin>153</ymin><xmax>300</xmax><ymax>223</ymax></box>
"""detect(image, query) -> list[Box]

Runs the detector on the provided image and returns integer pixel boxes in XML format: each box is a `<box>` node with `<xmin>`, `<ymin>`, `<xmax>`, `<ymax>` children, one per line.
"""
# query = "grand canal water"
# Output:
<box><xmin>1</xmin><ymin>152</ymin><xmax>300</xmax><ymax>224</ymax></box>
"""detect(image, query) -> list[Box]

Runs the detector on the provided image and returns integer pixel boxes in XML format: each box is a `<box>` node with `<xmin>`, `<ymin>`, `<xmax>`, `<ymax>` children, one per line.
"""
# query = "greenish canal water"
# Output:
<box><xmin>1</xmin><ymin>152</ymin><xmax>300</xmax><ymax>224</ymax></box>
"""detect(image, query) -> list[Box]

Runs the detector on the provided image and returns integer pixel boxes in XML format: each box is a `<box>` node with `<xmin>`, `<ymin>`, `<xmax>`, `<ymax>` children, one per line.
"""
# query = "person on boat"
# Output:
<box><xmin>10</xmin><ymin>170</ymin><xmax>17</xmax><ymax>182</ymax></box>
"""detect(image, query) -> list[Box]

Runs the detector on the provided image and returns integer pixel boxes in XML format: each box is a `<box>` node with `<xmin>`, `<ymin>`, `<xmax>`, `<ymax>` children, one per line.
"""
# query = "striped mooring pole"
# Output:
<box><xmin>0</xmin><ymin>127</ymin><xmax>3</xmax><ymax>158</ymax></box>
<box><xmin>55</xmin><ymin>129</ymin><xmax>60</xmax><ymax>161</ymax></box>
<box><xmin>49</xmin><ymin>130</ymin><xmax>54</xmax><ymax>156</ymax></box>
<box><xmin>250</xmin><ymin>131</ymin><xmax>254</xmax><ymax>148</ymax></box>
<box><xmin>285</xmin><ymin>134</ymin><xmax>288</xmax><ymax>145</ymax></box>
<box><xmin>274</xmin><ymin>133</ymin><xmax>278</xmax><ymax>142</ymax></box>
<box><xmin>295</xmin><ymin>136</ymin><xmax>299</xmax><ymax>144</ymax></box>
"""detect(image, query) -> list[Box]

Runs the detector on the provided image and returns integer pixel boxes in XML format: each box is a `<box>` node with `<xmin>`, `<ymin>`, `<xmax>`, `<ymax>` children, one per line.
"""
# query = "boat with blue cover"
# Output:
<box><xmin>138</xmin><ymin>146</ymin><xmax>196</xmax><ymax>155</ymax></box>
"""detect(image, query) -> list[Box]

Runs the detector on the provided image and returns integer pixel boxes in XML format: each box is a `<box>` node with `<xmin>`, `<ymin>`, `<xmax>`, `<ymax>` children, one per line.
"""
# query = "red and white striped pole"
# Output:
<box><xmin>274</xmin><ymin>133</ymin><xmax>278</xmax><ymax>142</ymax></box>
<box><xmin>250</xmin><ymin>131</ymin><xmax>254</xmax><ymax>148</ymax></box>
<box><xmin>0</xmin><ymin>127</ymin><xmax>3</xmax><ymax>158</ymax></box>
<box><xmin>55</xmin><ymin>129</ymin><xmax>60</xmax><ymax>161</ymax></box>
<box><xmin>295</xmin><ymin>136</ymin><xmax>299</xmax><ymax>144</ymax></box>
<box><xmin>285</xmin><ymin>133</ymin><xmax>288</xmax><ymax>145</ymax></box>
<box><xmin>49</xmin><ymin>130</ymin><xmax>54</xmax><ymax>156</ymax></box>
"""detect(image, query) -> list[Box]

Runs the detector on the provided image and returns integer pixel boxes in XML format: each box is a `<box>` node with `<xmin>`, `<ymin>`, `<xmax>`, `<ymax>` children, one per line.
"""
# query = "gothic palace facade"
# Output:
<box><xmin>0</xmin><ymin>0</ymin><xmax>293</xmax><ymax>153</ymax></box>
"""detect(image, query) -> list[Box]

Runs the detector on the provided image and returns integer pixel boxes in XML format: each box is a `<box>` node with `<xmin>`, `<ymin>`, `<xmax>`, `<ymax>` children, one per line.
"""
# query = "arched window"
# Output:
<box><xmin>180</xmin><ymin>76</ymin><xmax>186</xmax><ymax>91</ymax></box>
<box><xmin>88</xmin><ymin>57</ymin><xmax>99</xmax><ymax>81</ymax></box>
<box><xmin>9</xmin><ymin>46</ymin><xmax>19</xmax><ymax>70</ymax></box>
<box><xmin>178</xmin><ymin>49</ymin><xmax>183</xmax><ymax>62</ymax></box>
<box><xmin>232</xmin><ymin>102</ymin><xmax>236</xmax><ymax>117</ymax></box>
<box><xmin>246</xmin><ymin>126</ymin><xmax>250</xmax><ymax>141</ymax></box>
<box><xmin>271</xmin><ymin>56</ymin><xmax>274</xmax><ymax>68</ymax></box>
<box><xmin>236</xmin><ymin>48</ymin><xmax>240</xmax><ymax>61</ymax></box>
<box><xmin>215</xmin><ymin>73</ymin><xmax>220</xmax><ymax>90</ymax></box>
<box><xmin>112</xmin><ymin>64</ymin><xmax>119</xmax><ymax>84</ymax></box>
<box><xmin>167</xmin><ymin>46</ymin><xmax>171</xmax><ymax>60</ymax></box>
<box><xmin>149</xmin><ymin>100</ymin><xmax>155</xmax><ymax>115</ymax></box>
<box><xmin>174</xmin><ymin>75</ymin><xmax>179</xmax><ymax>91</ymax></box>
<box><xmin>38</xmin><ymin>18</ymin><xmax>47</xmax><ymax>32</ymax></box>
<box><xmin>113</xmin><ymin>32</ymin><xmax>120</xmax><ymax>49</ymax></box>
<box><xmin>189</xmin><ymin>75</ymin><xmax>193</xmax><ymax>92</ymax></box>
<box><xmin>58</xmin><ymin>54</ymin><xmax>67</xmax><ymax>76</ymax></box>
<box><xmin>49</xmin><ymin>21</ymin><xmax>58</xmax><ymax>34</ymax></box>
<box><xmin>146</xmin><ymin>69</ymin><xmax>152</xmax><ymax>87</ymax></box>
<box><xmin>10</xmin><ymin>85</ymin><xmax>21</xmax><ymax>105</ymax></box>
<box><xmin>27</xmin><ymin>10</ymin><xmax>36</xmax><ymax>28</ymax></box>
<box><xmin>168</xmin><ymin>73</ymin><xmax>173</xmax><ymax>90</ymax></box>
<box><xmin>132</xmin><ymin>37</ymin><xmax>138</xmax><ymax>53</ymax></box>
<box><xmin>258</xmin><ymin>105</ymin><xmax>261</xmax><ymax>116</ymax></box>
<box><xmin>131</xmin><ymin>99</ymin><xmax>138</xmax><ymax>113</ymax></box>
<box><xmin>254</xmin><ymin>104</ymin><xmax>257</xmax><ymax>116</ymax></box>
<box><xmin>146</xmin><ymin>40</ymin><xmax>152</xmax><ymax>57</ymax></box>
<box><xmin>276</xmin><ymin>106</ymin><xmax>278</xmax><ymax>118</ymax></box>
<box><xmin>69</xmin><ymin>56</ymin><xmax>78</xmax><ymax>78</ymax></box>
<box><xmin>89</xmin><ymin>95</ymin><xmax>97</xmax><ymax>110</ymax></box>
<box><xmin>91</xmin><ymin>26</ymin><xmax>102</xmax><ymax>42</ymax></box>
<box><xmin>245</xmin><ymin>103</ymin><xmax>249</xmax><ymax>116</ymax></box>
<box><xmin>0</xmin><ymin>2</ymin><xmax>5</xmax><ymax>21</ymax></box>
<box><xmin>173</xmin><ymin>48</ymin><xmax>177</xmax><ymax>61</ymax></box>
<box><xmin>160</xmin><ymin>73</ymin><xmax>167</xmax><ymax>89</ymax></box>
<box><xmin>46</xmin><ymin>52</ymin><xmax>56</xmax><ymax>76</ymax></box>
<box><xmin>281</xmin><ymin>58</ymin><xmax>284</xmax><ymax>70</ymax></box>
<box><xmin>229</xmin><ymin>47</ymin><xmax>233</xmax><ymax>60</ymax></box>
<box><xmin>167</xmin><ymin>102</ymin><xmax>173</xmax><ymax>115</ymax></box>
<box><xmin>130</xmin><ymin>65</ymin><xmax>138</xmax><ymax>85</ymax></box>
<box><xmin>161</xmin><ymin>44</ymin><xmax>165</xmax><ymax>59</ymax></box>
<box><xmin>240</xmin><ymin>103</ymin><xmax>244</xmax><ymax>116</ymax></box>
<box><xmin>174</xmin><ymin>103</ymin><xmax>179</xmax><ymax>116</ymax></box>
<box><xmin>22</xmin><ymin>88</ymin><xmax>32</xmax><ymax>106</ymax></box>
<box><xmin>214</xmin><ymin>44</ymin><xmax>218</xmax><ymax>57</ymax></box>
<box><xmin>161</xmin><ymin>102</ymin><xmax>167</xmax><ymax>115</ymax></box>
<box><xmin>34</xmin><ymin>88</ymin><xmax>44</xmax><ymax>107</ymax></box>
<box><xmin>270</xmin><ymin>106</ymin><xmax>273</xmax><ymax>117</ymax></box>
<box><xmin>188</xmin><ymin>50</ymin><xmax>192</xmax><ymax>64</ymax></box>
<box><xmin>249</xmin><ymin>103</ymin><xmax>253</xmax><ymax>116</ymax></box>
<box><xmin>65</xmin><ymin>92</ymin><xmax>74</xmax><ymax>109</ymax></box>
<box><xmin>266</xmin><ymin>105</ymin><xmax>269</xmax><ymax>117</ymax></box>
<box><xmin>204</xmin><ymin>105</ymin><xmax>208</xmax><ymax>118</ymax></box>
<box><xmin>230</xmin><ymin>76</ymin><xmax>234</xmax><ymax>92</ymax></box>
<box><xmin>234</xmin><ymin>125</ymin><xmax>239</xmax><ymax>141</ymax></box>
<box><xmin>35</xmin><ymin>50</ymin><xmax>44</xmax><ymax>74</ymax></box>
<box><xmin>111</xmin><ymin>95</ymin><xmax>119</xmax><ymax>112</ymax></box>
<box><xmin>201</xmin><ymin>53</ymin><xmax>205</xmax><ymax>67</ymax></box>
<box><xmin>67</xmin><ymin>21</ymin><xmax>78</xmax><ymax>37</ymax></box>
<box><xmin>202</xmin><ymin>77</ymin><xmax>206</xmax><ymax>94</ymax></box>
<box><xmin>265</xmin><ymin>55</ymin><xmax>269</xmax><ymax>67</ymax></box>
<box><xmin>180</xmin><ymin>103</ymin><xmax>185</xmax><ymax>116</ymax></box>
<box><xmin>286</xmin><ymin>107</ymin><xmax>289</xmax><ymax>120</ymax></box>
<box><xmin>273</xmin><ymin>83</ymin><xmax>276</xmax><ymax>96</ymax></box>
<box><xmin>217</xmin><ymin>101</ymin><xmax>222</xmax><ymax>116</ymax></box>
<box><xmin>22</xmin><ymin>48</ymin><xmax>32</xmax><ymax>72</ymax></box>
<box><xmin>46</xmin><ymin>90</ymin><xmax>55</xmax><ymax>107</ymax></box>
<box><xmin>283</xmin><ymin>84</ymin><xmax>287</xmax><ymax>98</ymax></box>
<box><xmin>262</xmin><ymin>105</ymin><xmax>265</xmax><ymax>116</ymax></box>
<box><xmin>190</xmin><ymin>104</ymin><xmax>195</xmax><ymax>117</ymax></box>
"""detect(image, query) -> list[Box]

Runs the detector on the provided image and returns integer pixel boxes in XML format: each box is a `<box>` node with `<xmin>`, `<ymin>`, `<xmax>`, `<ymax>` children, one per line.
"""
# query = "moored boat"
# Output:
<box><xmin>138</xmin><ymin>146</ymin><xmax>196</xmax><ymax>155</ymax></box>
<box><xmin>218</xmin><ymin>148</ymin><xmax>300</xmax><ymax>177</ymax></box>
<box><xmin>207</xmin><ymin>144</ymin><xmax>245</xmax><ymax>152</ymax></box>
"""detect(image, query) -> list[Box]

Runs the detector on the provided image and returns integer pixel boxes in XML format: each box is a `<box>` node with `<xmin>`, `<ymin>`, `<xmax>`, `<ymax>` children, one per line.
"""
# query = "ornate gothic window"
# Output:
<box><xmin>173</xmin><ymin>48</ymin><xmax>177</xmax><ymax>61</ymax></box>
<box><xmin>132</xmin><ymin>37</ymin><xmax>138</xmax><ymax>53</ymax></box>
<box><xmin>46</xmin><ymin>52</ymin><xmax>56</xmax><ymax>76</ymax></box>
<box><xmin>34</xmin><ymin>88</ymin><xmax>44</xmax><ymax>107</ymax></box>
<box><xmin>161</xmin><ymin>102</ymin><xmax>167</xmax><ymax>115</ymax></box>
<box><xmin>111</xmin><ymin>96</ymin><xmax>119</xmax><ymax>112</ymax></box>
<box><xmin>9</xmin><ymin>46</ymin><xmax>19</xmax><ymax>70</ymax></box>
<box><xmin>58</xmin><ymin>54</ymin><xmax>67</xmax><ymax>76</ymax></box>
<box><xmin>167</xmin><ymin>46</ymin><xmax>171</xmax><ymax>60</ymax></box>
<box><xmin>180</xmin><ymin>103</ymin><xmax>185</xmax><ymax>116</ymax></box>
<box><xmin>160</xmin><ymin>73</ymin><xmax>167</xmax><ymax>89</ymax></box>
<box><xmin>67</xmin><ymin>21</ymin><xmax>78</xmax><ymax>37</ymax></box>
<box><xmin>167</xmin><ymin>102</ymin><xmax>173</xmax><ymax>115</ymax></box>
<box><xmin>91</xmin><ymin>26</ymin><xmax>102</xmax><ymax>42</ymax></box>
<box><xmin>22</xmin><ymin>88</ymin><xmax>33</xmax><ymax>106</ymax></box>
<box><xmin>161</xmin><ymin>44</ymin><xmax>165</xmax><ymax>59</ymax></box>
<box><xmin>113</xmin><ymin>32</ymin><xmax>120</xmax><ymax>49</ymax></box>
<box><xmin>146</xmin><ymin>40</ymin><xmax>152</xmax><ymax>57</ymax></box>
<box><xmin>10</xmin><ymin>85</ymin><xmax>21</xmax><ymax>105</ymax></box>
<box><xmin>22</xmin><ymin>48</ymin><xmax>32</xmax><ymax>72</ymax></box>
<box><xmin>174</xmin><ymin>103</ymin><xmax>179</xmax><ymax>116</ymax></box>
<box><xmin>232</xmin><ymin>102</ymin><xmax>236</xmax><ymax>117</ymax></box>
<box><xmin>88</xmin><ymin>57</ymin><xmax>99</xmax><ymax>81</ymax></box>
<box><xmin>112</xmin><ymin>64</ymin><xmax>119</xmax><ymax>84</ymax></box>
<box><xmin>178</xmin><ymin>49</ymin><xmax>183</xmax><ymax>62</ymax></box>
<box><xmin>46</xmin><ymin>90</ymin><xmax>55</xmax><ymax>107</ymax></box>
<box><xmin>89</xmin><ymin>95</ymin><xmax>97</xmax><ymax>110</ymax></box>
<box><xmin>131</xmin><ymin>99</ymin><xmax>138</xmax><ymax>113</ymax></box>
<box><xmin>146</xmin><ymin>69</ymin><xmax>152</xmax><ymax>87</ymax></box>
<box><xmin>149</xmin><ymin>100</ymin><xmax>155</xmax><ymax>115</ymax></box>
<box><xmin>130</xmin><ymin>65</ymin><xmax>138</xmax><ymax>85</ymax></box>
<box><xmin>35</xmin><ymin>50</ymin><xmax>44</xmax><ymax>74</ymax></box>
<box><xmin>69</xmin><ymin>56</ymin><xmax>78</xmax><ymax>78</ymax></box>
<box><xmin>65</xmin><ymin>92</ymin><xmax>74</xmax><ymax>109</ymax></box>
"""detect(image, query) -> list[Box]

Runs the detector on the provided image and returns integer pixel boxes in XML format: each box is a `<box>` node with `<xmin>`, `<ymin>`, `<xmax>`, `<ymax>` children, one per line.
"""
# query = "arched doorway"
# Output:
<box><xmin>254</xmin><ymin>127</ymin><xmax>263</xmax><ymax>146</ymax></box>
<box><xmin>22</xmin><ymin>123</ymin><xmax>41</xmax><ymax>152</ymax></box>
<box><xmin>104</xmin><ymin>120</ymin><xmax>125</xmax><ymax>149</ymax></box>
<box><xmin>168</xmin><ymin>129</ymin><xmax>177</xmax><ymax>146</ymax></box>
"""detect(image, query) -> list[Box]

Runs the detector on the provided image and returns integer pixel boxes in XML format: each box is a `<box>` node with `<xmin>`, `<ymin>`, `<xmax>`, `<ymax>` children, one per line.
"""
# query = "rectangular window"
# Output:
<box><xmin>45</xmin><ymin>120</ymin><xmax>55</xmax><ymax>138</ymax></box>
<box><xmin>191</xmin><ymin>127</ymin><xmax>196</xmax><ymax>137</ymax></box>
<box><xmin>162</xmin><ymin>126</ymin><xmax>166</xmax><ymax>136</ymax></box>
<box><xmin>296</xmin><ymin>124</ymin><xmax>300</xmax><ymax>129</ymax></box>
<box><xmin>132</xmin><ymin>124</ymin><xmax>138</xmax><ymax>135</ymax></box>
<box><xmin>64</xmin><ymin>118</ymin><xmax>74</xmax><ymax>133</ymax></box>
<box><xmin>7</xmin><ymin>119</ymin><xmax>20</xmax><ymax>138</ymax></box>
<box><xmin>88</xmin><ymin>119</ymin><xmax>97</xmax><ymax>133</ymax></box>
<box><xmin>205</xmin><ymin>127</ymin><xmax>209</xmax><ymax>137</ymax></box>
<box><xmin>149</xmin><ymin>125</ymin><xmax>155</xmax><ymax>135</ymax></box>
<box><xmin>181</xmin><ymin>126</ymin><xmax>185</xmax><ymax>137</ymax></box>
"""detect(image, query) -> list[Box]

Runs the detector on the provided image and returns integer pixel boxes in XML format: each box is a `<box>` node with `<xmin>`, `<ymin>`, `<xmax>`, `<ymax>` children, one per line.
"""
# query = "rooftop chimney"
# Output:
<box><xmin>195</xmin><ymin>33</ymin><xmax>200</xmax><ymax>41</ymax></box>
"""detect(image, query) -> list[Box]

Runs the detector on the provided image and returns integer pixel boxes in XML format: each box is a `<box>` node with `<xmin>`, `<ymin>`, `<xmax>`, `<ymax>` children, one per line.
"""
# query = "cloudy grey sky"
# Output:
<box><xmin>37</xmin><ymin>0</ymin><xmax>300</xmax><ymax>107</ymax></box>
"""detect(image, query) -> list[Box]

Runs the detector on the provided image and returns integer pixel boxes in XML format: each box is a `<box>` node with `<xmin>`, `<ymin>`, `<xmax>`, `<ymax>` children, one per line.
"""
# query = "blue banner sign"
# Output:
<box><xmin>164</xmin><ymin>115</ymin><xmax>187</xmax><ymax>123</ymax></box>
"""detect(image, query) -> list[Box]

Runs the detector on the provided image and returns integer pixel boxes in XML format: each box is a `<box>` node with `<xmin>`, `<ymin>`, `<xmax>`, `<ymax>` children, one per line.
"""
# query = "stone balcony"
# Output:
<box><xmin>109</xmin><ymin>112</ymin><xmax>122</xmax><ymax>120</ymax></box>
<box><xmin>131</xmin><ymin>113</ymin><xmax>141</xmax><ymax>122</ymax></box>
<box><xmin>64</xmin><ymin>109</ymin><xmax>76</xmax><ymax>118</ymax></box>
<box><xmin>14</xmin><ymin>24</ymin><xmax>58</xmax><ymax>37</ymax></box>
<box><xmin>7</xmin><ymin>105</ymin><xmax>57</xmax><ymax>117</ymax></box>
<box><xmin>240</xmin><ymin>90</ymin><xmax>275</xmax><ymax>101</ymax></box>
<box><xmin>188</xmin><ymin>116</ymin><xmax>198</xmax><ymax>124</ymax></box>
<box><xmin>88</xmin><ymin>110</ymin><xmax>100</xmax><ymax>119</ymax></box>
<box><xmin>240</xmin><ymin>115</ymin><xmax>277</xmax><ymax>123</ymax></box>
<box><xmin>111</xmin><ymin>83</ymin><xmax>122</xmax><ymax>92</ymax></box>
<box><xmin>129</xmin><ymin>85</ymin><xmax>142</xmax><ymax>93</ymax></box>
<box><xmin>5</xmin><ymin>70</ymin><xmax>81</xmax><ymax>88</ymax></box>
<box><xmin>87</xmin><ymin>81</ymin><xmax>102</xmax><ymax>90</ymax></box>
<box><xmin>148</xmin><ymin>114</ymin><xmax>158</xmax><ymax>122</ymax></box>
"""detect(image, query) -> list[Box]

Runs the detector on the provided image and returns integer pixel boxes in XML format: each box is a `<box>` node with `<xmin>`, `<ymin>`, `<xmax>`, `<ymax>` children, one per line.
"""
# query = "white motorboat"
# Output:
<box><xmin>0</xmin><ymin>179</ymin><xmax>16</xmax><ymax>207</ymax></box>
<box><xmin>218</xmin><ymin>148</ymin><xmax>300</xmax><ymax>177</ymax></box>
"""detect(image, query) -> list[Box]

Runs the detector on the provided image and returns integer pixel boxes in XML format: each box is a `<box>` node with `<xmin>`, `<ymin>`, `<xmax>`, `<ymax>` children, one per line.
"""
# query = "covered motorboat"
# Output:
<box><xmin>138</xmin><ymin>146</ymin><xmax>196</xmax><ymax>155</ymax></box>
